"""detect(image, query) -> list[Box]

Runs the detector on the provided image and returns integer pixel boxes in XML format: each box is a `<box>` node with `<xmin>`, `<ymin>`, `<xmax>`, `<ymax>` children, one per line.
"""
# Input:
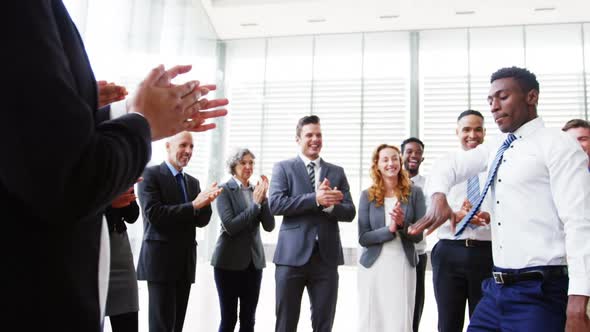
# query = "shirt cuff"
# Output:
<box><xmin>322</xmin><ymin>205</ymin><xmax>335</xmax><ymax>213</ymax></box>
<box><xmin>109</xmin><ymin>100</ymin><xmax>127</xmax><ymax>119</ymax></box>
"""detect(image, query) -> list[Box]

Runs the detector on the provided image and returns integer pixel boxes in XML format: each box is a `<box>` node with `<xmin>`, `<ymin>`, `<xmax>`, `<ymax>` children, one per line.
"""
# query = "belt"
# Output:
<box><xmin>492</xmin><ymin>266</ymin><xmax>568</xmax><ymax>285</ymax></box>
<box><xmin>439</xmin><ymin>239</ymin><xmax>491</xmax><ymax>248</ymax></box>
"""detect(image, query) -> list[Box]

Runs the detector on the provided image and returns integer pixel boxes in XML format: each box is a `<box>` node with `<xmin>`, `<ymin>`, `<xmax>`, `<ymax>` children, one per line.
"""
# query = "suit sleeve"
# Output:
<box><xmin>138</xmin><ymin>168</ymin><xmax>207</xmax><ymax>229</ymax></box>
<box><xmin>259</xmin><ymin>200</ymin><xmax>276</xmax><ymax>232</ymax></box>
<box><xmin>2</xmin><ymin>2</ymin><xmax>151</xmax><ymax>224</ymax></box>
<box><xmin>328</xmin><ymin>167</ymin><xmax>356</xmax><ymax>222</ymax></box>
<box><xmin>268</xmin><ymin>162</ymin><xmax>319</xmax><ymax>216</ymax></box>
<box><xmin>398</xmin><ymin>186</ymin><xmax>425</xmax><ymax>243</ymax></box>
<box><xmin>120</xmin><ymin>200</ymin><xmax>140</xmax><ymax>224</ymax></box>
<box><xmin>358</xmin><ymin>191</ymin><xmax>395</xmax><ymax>247</ymax></box>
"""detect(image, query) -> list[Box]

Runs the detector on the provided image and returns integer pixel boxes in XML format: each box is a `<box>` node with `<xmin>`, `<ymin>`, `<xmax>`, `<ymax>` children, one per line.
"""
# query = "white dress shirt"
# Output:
<box><xmin>410</xmin><ymin>174</ymin><xmax>428</xmax><ymax>255</ymax></box>
<box><xmin>435</xmin><ymin>151</ymin><xmax>492</xmax><ymax>241</ymax></box>
<box><xmin>426</xmin><ymin>117</ymin><xmax>590</xmax><ymax>296</ymax></box>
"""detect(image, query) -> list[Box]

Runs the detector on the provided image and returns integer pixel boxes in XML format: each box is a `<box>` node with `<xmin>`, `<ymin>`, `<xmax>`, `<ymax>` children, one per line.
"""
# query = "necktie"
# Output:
<box><xmin>465</xmin><ymin>175</ymin><xmax>481</xmax><ymax>230</ymax></box>
<box><xmin>308</xmin><ymin>162</ymin><xmax>316</xmax><ymax>190</ymax></box>
<box><xmin>455</xmin><ymin>133</ymin><xmax>517</xmax><ymax>236</ymax></box>
<box><xmin>175</xmin><ymin>173</ymin><xmax>189</xmax><ymax>203</ymax></box>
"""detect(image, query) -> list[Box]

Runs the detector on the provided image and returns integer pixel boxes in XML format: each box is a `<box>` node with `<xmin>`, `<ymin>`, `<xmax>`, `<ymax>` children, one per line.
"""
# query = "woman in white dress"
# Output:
<box><xmin>357</xmin><ymin>144</ymin><xmax>427</xmax><ymax>331</ymax></box>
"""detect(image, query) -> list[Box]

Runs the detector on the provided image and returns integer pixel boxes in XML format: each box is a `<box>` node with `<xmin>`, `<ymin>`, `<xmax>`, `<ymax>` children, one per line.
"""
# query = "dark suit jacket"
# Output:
<box><xmin>137</xmin><ymin>162</ymin><xmax>212</xmax><ymax>283</ymax></box>
<box><xmin>1</xmin><ymin>2</ymin><xmax>151</xmax><ymax>331</ymax></box>
<box><xmin>357</xmin><ymin>186</ymin><xmax>426</xmax><ymax>268</ymax></box>
<box><xmin>269</xmin><ymin>156</ymin><xmax>356</xmax><ymax>267</ymax></box>
<box><xmin>211</xmin><ymin>178</ymin><xmax>275</xmax><ymax>270</ymax></box>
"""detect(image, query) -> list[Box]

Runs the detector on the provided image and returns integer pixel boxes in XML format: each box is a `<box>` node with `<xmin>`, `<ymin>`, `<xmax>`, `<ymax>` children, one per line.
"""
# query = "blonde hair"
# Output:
<box><xmin>367</xmin><ymin>144</ymin><xmax>412</xmax><ymax>207</ymax></box>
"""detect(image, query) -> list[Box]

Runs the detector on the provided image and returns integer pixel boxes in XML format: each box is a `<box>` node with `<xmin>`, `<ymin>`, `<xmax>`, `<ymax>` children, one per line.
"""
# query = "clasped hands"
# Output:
<box><xmin>315</xmin><ymin>178</ymin><xmax>343</xmax><ymax>208</ymax></box>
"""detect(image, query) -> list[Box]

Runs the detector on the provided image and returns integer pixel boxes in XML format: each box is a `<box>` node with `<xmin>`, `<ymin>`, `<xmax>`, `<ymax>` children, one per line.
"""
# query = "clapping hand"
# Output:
<box><xmin>97</xmin><ymin>80</ymin><xmax>128</xmax><ymax>108</ymax></box>
<box><xmin>388</xmin><ymin>201</ymin><xmax>404</xmax><ymax>233</ymax></box>
<box><xmin>253</xmin><ymin>175</ymin><xmax>269</xmax><ymax>204</ymax></box>
<box><xmin>111</xmin><ymin>177</ymin><xmax>143</xmax><ymax>208</ymax></box>
<box><xmin>153</xmin><ymin>64</ymin><xmax>229</xmax><ymax>133</ymax></box>
<box><xmin>192</xmin><ymin>182</ymin><xmax>223</xmax><ymax>209</ymax></box>
<box><xmin>315</xmin><ymin>178</ymin><xmax>344</xmax><ymax>208</ymax></box>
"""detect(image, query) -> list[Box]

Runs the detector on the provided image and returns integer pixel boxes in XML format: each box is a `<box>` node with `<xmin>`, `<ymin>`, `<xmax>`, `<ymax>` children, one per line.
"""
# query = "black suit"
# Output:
<box><xmin>1</xmin><ymin>2</ymin><xmax>151</xmax><ymax>331</ymax></box>
<box><xmin>137</xmin><ymin>162</ymin><xmax>212</xmax><ymax>332</ymax></box>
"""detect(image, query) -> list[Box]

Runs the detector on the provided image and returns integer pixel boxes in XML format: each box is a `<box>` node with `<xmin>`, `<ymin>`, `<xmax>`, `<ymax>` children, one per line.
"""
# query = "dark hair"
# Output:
<box><xmin>296</xmin><ymin>115</ymin><xmax>320</xmax><ymax>137</ymax></box>
<box><xmin>562</xmin><ymin>119</ymin><xmax>590</xmax><ymax>132</ymax></box>
<box><xmin>457</xmin><ymin>109</ymin><xmax>484</xmax><ymax>122</ymax></box>
<box><xmin>401</xmin><ymin>137</ymin><xmax>424</xmax><ymax>154</ymax></box>
<box><xmin>490</xmin><ymin>66</ymin><xmax>539</xmax><ymax>93</ymax></box>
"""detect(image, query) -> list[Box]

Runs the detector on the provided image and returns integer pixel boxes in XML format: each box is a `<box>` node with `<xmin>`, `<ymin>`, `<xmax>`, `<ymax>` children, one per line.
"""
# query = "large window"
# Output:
<box><xmin>222</xmin><ymin>32</ymin><xmax>411</xmax><ymax>247</ymax></box>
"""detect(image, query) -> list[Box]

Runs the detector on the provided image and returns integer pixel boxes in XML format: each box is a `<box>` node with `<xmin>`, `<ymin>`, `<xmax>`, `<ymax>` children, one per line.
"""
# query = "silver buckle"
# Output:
<box><xmin>493</xmin><ymin>271</ymin><xmax>504</xmax><ymax>284</ymax></box>
<box><xmin>465</xmin><ymin>239</ymin><xmax>471</xmax><ymax>247</ymax></box>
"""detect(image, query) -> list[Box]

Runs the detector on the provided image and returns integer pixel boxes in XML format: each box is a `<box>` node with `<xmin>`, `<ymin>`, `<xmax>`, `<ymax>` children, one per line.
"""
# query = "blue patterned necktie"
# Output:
<box><xmin>175</xmin><ymin>173</ymin><xmax>189</xmax><ymax>203</ymax></box>
<box><xmin>308</xmin><ymin>162</ymin><xmax>316</xmax><ymax>190</ymax></box>
<box><xmin>465</xmin><ymin>175</ymin><xmax>481</xmax><ymax>230</ymax></box>
<box><xmin>455</xmin><ymin>133</ymin><xmax>517</xmax><ymax>236</ymax></box>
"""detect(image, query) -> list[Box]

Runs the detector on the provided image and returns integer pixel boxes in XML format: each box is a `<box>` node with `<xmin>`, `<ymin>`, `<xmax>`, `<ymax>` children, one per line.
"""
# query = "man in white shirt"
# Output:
<box><xmin>401</xmin><ymin>137</ymin><xmax>427</xmax><ymax>332</ymax></box>
<box><xmin>562</xmin><ymin>119</ymin><xmax>590</xmax><ymax>170</ymax></box>
<box><xmin>410</xmin><ymin>66</ymin><xmax>590</xmax><ymax>331</ymax></box>
<box><xmin>431</xmin><ymin>110</ymin><xmax>493</xmax><ymax>332</ymax></box>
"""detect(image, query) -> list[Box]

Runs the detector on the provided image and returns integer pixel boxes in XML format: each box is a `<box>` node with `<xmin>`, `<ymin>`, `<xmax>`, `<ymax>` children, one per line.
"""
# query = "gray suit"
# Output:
<box><xmin>211</xmin><ymin>178</ymin><xmax>275</xmax><ymax>270</ymax></box>
<box><xmin>358</xmin><ymin>186</ymin><xmax>425</xmax><ymax>268</ymax></box>
<box><xmin>269</xmin><ymin>156</ymin><xmax>356</xmax><ymax>332</ymax></box>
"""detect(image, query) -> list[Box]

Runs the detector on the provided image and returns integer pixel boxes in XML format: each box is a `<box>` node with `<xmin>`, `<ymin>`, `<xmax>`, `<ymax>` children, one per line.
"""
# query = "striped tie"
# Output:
<box><xmin>465</xmin><ymin>176</ymin><xmax>481</xmax><ymax>230</ymax></box>
<box><xmin>308</xmin><ymin>162</ymin><xmax>316</xmax><ymax>190</ymax></box>
<box><xmin>455</xmin><ymin>133</ymin><xmax>517</xmax><ymax>236</ymax></box>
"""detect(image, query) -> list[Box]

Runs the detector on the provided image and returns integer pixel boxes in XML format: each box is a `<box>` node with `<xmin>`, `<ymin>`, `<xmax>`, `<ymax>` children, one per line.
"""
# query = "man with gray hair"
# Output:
<box><xmin>137</xmin><ymin>131</ymin><xmax>223</xmax><ymax>332</ymax></box>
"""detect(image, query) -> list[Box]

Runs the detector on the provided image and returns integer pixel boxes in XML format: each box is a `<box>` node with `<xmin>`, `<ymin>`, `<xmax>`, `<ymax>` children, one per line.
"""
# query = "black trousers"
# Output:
<box><xmin>214</xmin><ymin>262</ymin><xmax>263</xmax><ymax>332</ymax></box>
<box><xmin>431</xmin><ymin>240</ymin><xmax>493</xmax><ymax>332</ymax></box>
<box><xmin>274</xmin><ymin>245</ymin><xmax>339</xmax><ymax>332</ymax></box>
<box><xmin>146</xmin><ymin>280</ymin><xmax>192</xmax><ymax>332</ymax></box>
<box><xmin>413</xmin><ymin>253</ymin><xmax>428</xmax><ymax>332</ymax></box>
<box><xmin>109</xmin><ymin>311</ymin><xmax>138</xmax><ymax>332</ymax></box>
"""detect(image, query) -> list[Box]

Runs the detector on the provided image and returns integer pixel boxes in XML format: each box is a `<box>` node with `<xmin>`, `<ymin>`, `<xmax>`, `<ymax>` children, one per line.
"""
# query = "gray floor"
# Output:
<box><xmin>104</xmin><ymin>260</ymin><xmax>469</xmax><ymax>332</ymax></box>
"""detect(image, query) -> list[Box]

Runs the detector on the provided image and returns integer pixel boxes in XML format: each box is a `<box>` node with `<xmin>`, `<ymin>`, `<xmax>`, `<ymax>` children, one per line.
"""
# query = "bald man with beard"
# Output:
<box><xmin>137</xmin><ymin>132</ymin><xmax>223</xmax><ymax>332</ymax></box>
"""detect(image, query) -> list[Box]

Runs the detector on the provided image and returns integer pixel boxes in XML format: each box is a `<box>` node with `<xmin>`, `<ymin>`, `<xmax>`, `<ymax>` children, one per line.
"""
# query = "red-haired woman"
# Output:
<box><xmin>357</xmin><ymin>144</ymin><xmax>426</xmax><ymax>331</ymax></box>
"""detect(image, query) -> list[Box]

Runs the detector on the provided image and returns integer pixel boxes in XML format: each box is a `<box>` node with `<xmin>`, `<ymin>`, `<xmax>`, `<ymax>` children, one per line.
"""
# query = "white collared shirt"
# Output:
<box><xmin>435</xmin><ymin>150</ymin><xmax>492</xmax><ymax>241</ymax></box>
<box><xmin>426</xmin><ymin>117</ymin><xmax>590</xmax><ymax>296</ymax></box>
<box><xmin>298</xmin><ymin>153</ymin><xmax>321</xmax><ymax>189</ymax></box>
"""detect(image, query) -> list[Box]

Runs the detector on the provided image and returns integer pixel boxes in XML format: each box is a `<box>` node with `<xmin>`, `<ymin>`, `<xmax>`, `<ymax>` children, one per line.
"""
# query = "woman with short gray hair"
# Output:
<box><xmin>211</xmin><ymin>148</ymin><xmax>275</xmax><ymax>332</ymax></box>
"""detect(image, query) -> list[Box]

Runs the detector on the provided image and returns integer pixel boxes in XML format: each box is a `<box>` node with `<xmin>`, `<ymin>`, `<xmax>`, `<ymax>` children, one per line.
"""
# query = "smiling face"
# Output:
<box><xmin>488</xmin><ymin>77</ymin><xmax>538</xmax><ymax>133</ymax></box>
<box><xmin>378</xmin><ymin>147</ymin><xmax>401</xmax><ymax>180</ymax></box>
<box><xmin>402</xmin><ymin>142</ymin><xmax>424</xmax><ymax>175</ymax></box>
<box><xmin>297</xmin><ymin>123</ymin><xmax>323</xmax><ymax>160</ymax></box>
<box><xmin>234</xmin><ymin>153</ymin><xmax>255</xmax><ymax>184</ymax></box>
<box><xmin>456</xmin><ymin>114</ymin><xmax>486</xmax><ymax>150</ymax></box>
<box><xmin>566</xmin><ymin>126</ymin><xmax>590</xmax><ymax>158</ymax></box>
<box><xmin>166</xmin><ymin>131</ymin><xmax>194</xmax><ymax>171</ymax></box>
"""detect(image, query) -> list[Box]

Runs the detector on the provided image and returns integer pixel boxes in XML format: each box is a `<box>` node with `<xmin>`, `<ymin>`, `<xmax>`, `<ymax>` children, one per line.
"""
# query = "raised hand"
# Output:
<box><xmin>128</xmin><ymin>65</ymin><xmax>228</xmax><ymax>141</ymax></box>
<box><xmin>192</xmin><ymin>182</ymin><xmax>223</xmax><ymax>209</ymax></box>
<box><xmin>253</xmin><ymin>176</ymin><xmax>269</xmax><ymax>204</ymax></box>
<box><xmin>153</xmin><ymin>64</ymin><xmax>229</xmax><ymax>134</ymax></box>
